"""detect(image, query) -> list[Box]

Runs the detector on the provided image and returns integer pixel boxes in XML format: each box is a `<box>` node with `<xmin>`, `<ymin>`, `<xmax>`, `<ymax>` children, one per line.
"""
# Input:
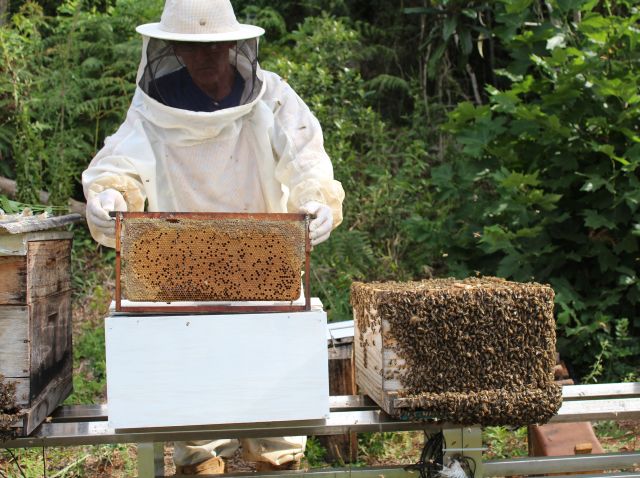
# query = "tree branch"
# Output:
<box><xmin>0</xmin><ymin>176</ymin><xmax>86</xmax><ymax>217</ymax></box>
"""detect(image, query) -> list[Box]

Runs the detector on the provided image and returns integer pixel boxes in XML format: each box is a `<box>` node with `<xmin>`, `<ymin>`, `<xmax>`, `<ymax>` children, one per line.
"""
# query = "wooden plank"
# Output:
<box><xmin>0</xmin><ymin>214</ymin><xmax>82</xmax><ymax>235</ymax></box>
<box><xmin>29</xmin><ymin>290</ymin><xmax>72</xmax><ymax>400</ymax></box>
<box><xmin>382</xmin><ymin>348</ymin><xmax>406</xmax><ymax>391</ymax></box>
<box><xmin>321</xmin><ymin>342</ymin><xmax>358</xmax><ymax>463</ymax></box>
<box><xmin>105</xmin><ymin>311</ymin><xmax>329</xmax><ymax>429</ymax></box>
<box><xmin>0</xmin><ymin>234</ymin><xmax>27</xmax><ymax>255</ymax></box>
<box><xmin>529</xmin><ymin>422</ymin><xmax>604</xmax><ymax>457</ymax></box>
<box><xmin>111</xmin><ymin>297</ymin><xmax>324</xmax><ymax>314</ymax></box>
<box><xmin>353</xmin><ymin>307</ymin><xmax>384</xmax><ymax>406</ymax></box>
<box><xmin>26</xmin><ymin>240</ymin><xmax>72</xmax><ymax>301</ymax></box>
<box><xmin>0</xmin><ymin>306</ymin><xmax>29</xmax><ymax>378</ymax></box>
<box><xmin>114</xmin><ymin>211</ymin><xmax>307</xmax><ymax>221</ymax></box>
<box><xmin>1</xmin><ymin>377</ymin><xmax>30</xmax><ymax>409</ymax></box>
<box><xmin>562</xmin><ymin>383</ymin><xmax>640</xmax><ymax>400</ymax></box>
<box><xmin>0</xmin><ymin>256</ymin><xmax>27</xmax><ymax>304</ymax></box>
<box><xmin>117</xmin><ymin>304</ymin><xmax>310</xmax><ymax>314</ymax></box>
<box><xmin>0</xmin><ymin>231</ymin><xmax>72</xmax><ymax>256</ymax></box>
<box><xmin>18</xmin><ymin>360</ymin><xmax>73</xmax><ymax>436</ymax></box>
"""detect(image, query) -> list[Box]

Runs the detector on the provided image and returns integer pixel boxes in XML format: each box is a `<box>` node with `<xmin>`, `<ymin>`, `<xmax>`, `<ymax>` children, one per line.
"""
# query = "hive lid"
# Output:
<box><xmin>0</xmin><ymin>213</ymin><xmax>83</xmax><ymax>235</ymax></box>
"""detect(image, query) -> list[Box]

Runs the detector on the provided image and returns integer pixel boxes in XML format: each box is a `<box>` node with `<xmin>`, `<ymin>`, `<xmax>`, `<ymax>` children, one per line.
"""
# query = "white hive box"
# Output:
<box><xmin>105</xmin><ymin>303</ymin><xmax>329</xmax><ymax>429</ymax></box>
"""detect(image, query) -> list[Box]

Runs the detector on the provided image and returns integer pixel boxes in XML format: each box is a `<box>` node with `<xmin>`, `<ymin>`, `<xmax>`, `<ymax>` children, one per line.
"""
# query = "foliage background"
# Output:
<box><xmin>0</xmin><ymin>0</ymin><xmax>638</xmax><ymax>384</ymax></box>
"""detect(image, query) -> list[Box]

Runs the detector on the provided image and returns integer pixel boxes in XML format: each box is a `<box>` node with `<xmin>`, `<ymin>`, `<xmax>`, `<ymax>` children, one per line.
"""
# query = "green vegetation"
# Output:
<box><xmin>0</xmin><ymin>0</ymin><xmax>637</xmax><ymax>458</ymax></box>
<box><xmin>483</xmin><ymin>426</ymin><xmax>528</xmax><ymax>459</ymax></box>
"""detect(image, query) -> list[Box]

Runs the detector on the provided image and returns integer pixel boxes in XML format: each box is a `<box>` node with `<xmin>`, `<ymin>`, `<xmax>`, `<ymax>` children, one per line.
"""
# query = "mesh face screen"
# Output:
<box><xmin>119</xmin><ymin>216</ymin><xmax>306</xmax><ymax>302</ymax></box>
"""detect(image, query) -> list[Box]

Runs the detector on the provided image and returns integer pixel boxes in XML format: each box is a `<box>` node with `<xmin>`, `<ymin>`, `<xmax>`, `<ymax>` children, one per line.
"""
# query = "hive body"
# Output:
<box><xmin>0</xmin><ymin>230</ymin><xmax>74</xmax><ymax>436</ymax></box>
<box><xmin>118</xmin><ymin>213</ymin><xmax>308</xmax><ymax>303</ymax></box>
<box><xmin>351</xmin><ymin>277</ymin><xmax>562</xmax><ymax>426</ymax></box>
<box><xmin>105</xmin><ymin>308</ymin><xmax>330</xmax><ymax>429</ymax></box>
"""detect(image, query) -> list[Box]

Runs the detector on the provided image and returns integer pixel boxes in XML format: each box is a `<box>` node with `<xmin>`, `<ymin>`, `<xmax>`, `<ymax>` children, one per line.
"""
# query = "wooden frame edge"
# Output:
<box><xmin>111</xmin><ymin>211</ymin><xmax>312</xmax><ymax>314</ymax></box>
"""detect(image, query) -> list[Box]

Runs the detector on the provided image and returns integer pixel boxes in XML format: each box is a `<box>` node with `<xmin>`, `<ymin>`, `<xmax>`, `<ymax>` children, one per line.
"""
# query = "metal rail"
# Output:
<box><xmin>484</xmin><ymin>452</ymin><xmax>640</xmax><ymax>476</ymax></box>
<box><xmin>5</xmin><ymin>388</ymin><xmax>640</xmax><ymax>448</ymax></box>
<box><xmin>219</xmin><ymin>468</ymin><xmax>640</xmax><ymax>478</ymax></box>
<box><xmin>4</xmin><ymin>386</ymin><xmax>639</xmax><ymax>477</ymax></box>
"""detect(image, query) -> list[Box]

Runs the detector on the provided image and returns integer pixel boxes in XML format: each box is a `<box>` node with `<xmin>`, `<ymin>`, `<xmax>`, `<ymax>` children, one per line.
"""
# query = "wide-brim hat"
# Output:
<box><xmin>136</xmin><ymin>0</ymin><xmax>265</xmax><ymax>42</ymax></box>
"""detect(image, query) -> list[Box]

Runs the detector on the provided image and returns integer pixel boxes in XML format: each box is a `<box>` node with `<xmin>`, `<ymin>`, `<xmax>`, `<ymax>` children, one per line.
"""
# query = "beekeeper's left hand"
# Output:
<box><xmin>301</xmin><ymin>201</ymin><xmax>333</xmax><ymax>246</ymax></box>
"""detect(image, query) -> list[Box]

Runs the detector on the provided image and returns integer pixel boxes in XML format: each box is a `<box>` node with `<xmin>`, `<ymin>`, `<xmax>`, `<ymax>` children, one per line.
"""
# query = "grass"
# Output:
<box><xmin>594</xmin><ymin>420</ymin><xmax>640</xmax><ymax>453</ymax></box>
<box><xmin>483</xmin><ymin>426</ymin><xmax>528</xmax><ymax>460</ymax></box>
<box><xmin>305</xmin><ymin>432</ymin><xmax>422</xmax><ymax>469</ymax></box>
<box><xmin>1</xmin><ymin>445</ymin><xmax>137</xmax><ymax>477</ymax></box>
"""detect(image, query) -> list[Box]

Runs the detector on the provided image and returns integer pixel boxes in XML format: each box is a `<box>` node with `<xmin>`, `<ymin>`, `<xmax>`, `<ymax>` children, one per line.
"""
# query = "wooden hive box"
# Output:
<box><xmin>351</xmin><ymin>277</ymin><xmax>562</xmax><ymax>426</ymax></box>
<box><xmin>105</xmin><ymin>305</ymin><xmax>330</xmax><ymax>429</ymax></box>
<box><xmin>0</xmin><ymin>214</ymin><xmax>80</xmax><ymax>436</ymax></box>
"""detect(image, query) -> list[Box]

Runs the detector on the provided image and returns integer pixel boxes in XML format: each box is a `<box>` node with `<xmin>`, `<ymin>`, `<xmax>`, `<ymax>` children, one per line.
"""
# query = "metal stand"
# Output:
<box><xmin>4</xmin><ymin>387</ymin><xmax>640</xmax><ymax>478</ymax></box>
<box><xmin>137</xmin><ymin>442</ymin><xmax>164</xmax><ymax>477</ymax></box>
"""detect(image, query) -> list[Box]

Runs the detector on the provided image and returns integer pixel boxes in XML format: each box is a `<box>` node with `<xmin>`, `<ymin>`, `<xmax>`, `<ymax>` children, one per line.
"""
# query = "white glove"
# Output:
<box><xmin>86</xmin><ymin>189</ymin><xmax>127</xmax><ymax>239</ymax></box>
<box><xmin>300</xmin><ymin>201</ymin><xmax>333</xmax><ymax>246</ymax></box>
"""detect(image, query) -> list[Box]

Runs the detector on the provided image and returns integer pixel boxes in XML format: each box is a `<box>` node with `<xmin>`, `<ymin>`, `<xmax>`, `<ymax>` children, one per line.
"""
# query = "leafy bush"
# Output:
<box><xmin>1</xmin><ymin>0</ymin><xmax>638</xmax><ymax>381</ymax></box>
<box><xmin>0</xmin><ymin>0</ymin><xmax>162</xmax><ymax>205</ymax></box>
<box><xmin>409</xmin><ymin>1</ymin><xmax>640</xmax><ymax>380</ymax></box>
<box><xmin>263</xmin><ymin>16</ymin><xmax>431</xmax><ymax>321</ymax></box>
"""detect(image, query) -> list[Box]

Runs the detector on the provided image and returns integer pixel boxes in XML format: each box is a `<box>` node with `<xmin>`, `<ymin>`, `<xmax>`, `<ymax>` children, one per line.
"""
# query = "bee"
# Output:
<box><xmin>352</xmin><ymin>277</ymin><xmax>561</xmax><ymax>426</ymax></box>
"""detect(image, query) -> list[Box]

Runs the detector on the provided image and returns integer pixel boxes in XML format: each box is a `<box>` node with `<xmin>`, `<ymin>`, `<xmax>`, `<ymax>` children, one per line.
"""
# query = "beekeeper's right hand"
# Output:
<box><xmin>86</xmin><ymin>189</ymin><xmax>127</xmax><ymax>239</ymax></box>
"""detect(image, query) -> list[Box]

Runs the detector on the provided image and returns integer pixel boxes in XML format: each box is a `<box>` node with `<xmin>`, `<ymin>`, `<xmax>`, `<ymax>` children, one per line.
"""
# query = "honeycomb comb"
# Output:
<box><xmin>113</xmin><ymin>212</ymin><xmax>311</xmax><ymax>313</ymax></box>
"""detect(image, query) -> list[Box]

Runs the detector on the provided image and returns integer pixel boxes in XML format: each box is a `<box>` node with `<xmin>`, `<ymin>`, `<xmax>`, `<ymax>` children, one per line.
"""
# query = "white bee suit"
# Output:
<box><xmin>82</xmin><ymin>37</ymin><xmax>343</xmax><ymax>467</ymax></box>
<box><xmin>82</xmin><ymin>39</ymin><xmax>344</xmax><ymax>248</ymax></box>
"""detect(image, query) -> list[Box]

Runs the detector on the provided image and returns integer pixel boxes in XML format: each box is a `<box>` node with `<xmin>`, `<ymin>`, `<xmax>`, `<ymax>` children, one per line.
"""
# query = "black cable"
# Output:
<box><xmin>42</xmin><ymin>446</ymin><xmax>47</xmax><ymax>478</ymax></box>
<box><xmin>445</xmin><ymin>453</ymin><xmax>476</xmax><ymax>478</ymax></box>
<box><xmin>3</xmin><ymin>448</ymin><xmax>27</xmax><ymax>478</ymax></box>
<box><xmin>404</xmin><ymin>431</ymin><xmax>445</xmax><ymax>478</ymax></box>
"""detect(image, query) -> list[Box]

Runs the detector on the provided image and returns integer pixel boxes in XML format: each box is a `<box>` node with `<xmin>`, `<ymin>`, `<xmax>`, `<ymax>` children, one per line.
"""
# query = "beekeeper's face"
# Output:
<box><xmin>172</xmin><ymin>41</ymin><xmax>234</xmax><ymax>83</ymax></box>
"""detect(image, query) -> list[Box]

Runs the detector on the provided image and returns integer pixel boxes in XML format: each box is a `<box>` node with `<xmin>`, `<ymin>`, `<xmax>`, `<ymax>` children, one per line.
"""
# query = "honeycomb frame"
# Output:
<box><xmin>113</xmin><ymin>212</ymin><xmax>311</xmax><ymax>313</ymax></box>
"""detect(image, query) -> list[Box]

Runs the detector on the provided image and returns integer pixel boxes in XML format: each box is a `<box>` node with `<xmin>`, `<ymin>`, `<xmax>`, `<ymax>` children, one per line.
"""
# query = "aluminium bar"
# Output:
<box><xmin>553</xmin><ymin>398</ymin><xmax>640</xmax><ymax>421</ymax></box>
<box><xmin>137</xmin><ymin>442</ymin><xmax>164</xmax><ymax>478</ymax></box>
<box><xmin>215</xmin><ymin>466</ymin><xmax>415</xmax><ymax>478</ymax></box>
<box><xmin>44</xmin><ymin>397</ymin><xmax>378</xmax><ymax>424</ymax></box>
<box><xmin>525</xmin><ymin>474</ymin><xmax>640</xmax><ymax>478</ymax></box>
<box><xmin>483</xmin><ymin>452</ymin><xmax>640</xmax><ymax>476</ymax></box>
<box><xmin>44</xmin><ymin>390</ymin><xmax>640</xmax><ymax>424</ymax></box>
<box><xmin>3</xmin><ymin>411</ymin><xmax>440</xmax><ymax>448</ymax></box>
<box><xmin>173</xmin><ymin>467</ymin><xmax>640</xmax><ymax>478</ymax></box>
<box><xmin>562</xmin><ymin>383</ymin><xmax>640</xmax><ymax>400</ymax></box>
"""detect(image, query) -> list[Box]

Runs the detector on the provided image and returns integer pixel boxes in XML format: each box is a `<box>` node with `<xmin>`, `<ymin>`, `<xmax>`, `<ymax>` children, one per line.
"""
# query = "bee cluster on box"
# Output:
<box><xmin>351</xmin><ymin>277</ymin><xmax>562</xmax><ymax>426</ymax></box>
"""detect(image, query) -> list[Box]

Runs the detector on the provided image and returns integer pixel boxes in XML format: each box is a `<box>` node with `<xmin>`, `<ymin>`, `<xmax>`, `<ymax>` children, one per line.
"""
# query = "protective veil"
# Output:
<box><xmin>82</xmin><ymin>36</ymin><xmax>345</xmax><ymax>248</ymax></box>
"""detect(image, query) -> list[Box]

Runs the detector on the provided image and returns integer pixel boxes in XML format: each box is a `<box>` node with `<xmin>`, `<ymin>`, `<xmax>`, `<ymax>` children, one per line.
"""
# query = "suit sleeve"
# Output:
<box><xmin>270</xmin><ymin>76</ymin><xmax>345</xmax><ymax>229</ymax></box>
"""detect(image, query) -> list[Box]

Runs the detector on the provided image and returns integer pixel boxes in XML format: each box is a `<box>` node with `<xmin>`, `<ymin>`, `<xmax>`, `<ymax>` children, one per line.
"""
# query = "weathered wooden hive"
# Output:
<box><xmin>351</xmin><ymin>277</ymin><xmax>562</xmax><ymax>426</ymax></box>
<box><xmin>0</xmin><ymin>213</ymin><xmax>81</xmax><ymax>436</ymax></box>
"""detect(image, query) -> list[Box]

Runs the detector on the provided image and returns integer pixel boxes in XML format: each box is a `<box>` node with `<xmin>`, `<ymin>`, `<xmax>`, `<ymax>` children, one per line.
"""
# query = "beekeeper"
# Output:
<box><xmin>81</xmin><ymin>0</ymin><xmax>344</xmax><ymax>475</ymax></box>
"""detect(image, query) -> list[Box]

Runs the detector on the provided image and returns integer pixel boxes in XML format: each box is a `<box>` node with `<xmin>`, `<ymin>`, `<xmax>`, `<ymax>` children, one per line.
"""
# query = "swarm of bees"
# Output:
<box><xmin>120</xmin><ymin>217</ymin><xmax>306</xmax><ymax>302</ymax></box>
<box><xmin>0</xmin><ymin>375</ymin><xmax>20</xmax><ymax>439</ymax></box>
<box><xmin>351</xmin><ymin>277</ymin><xmax>562</xmax><ymax>426</ymax></box>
